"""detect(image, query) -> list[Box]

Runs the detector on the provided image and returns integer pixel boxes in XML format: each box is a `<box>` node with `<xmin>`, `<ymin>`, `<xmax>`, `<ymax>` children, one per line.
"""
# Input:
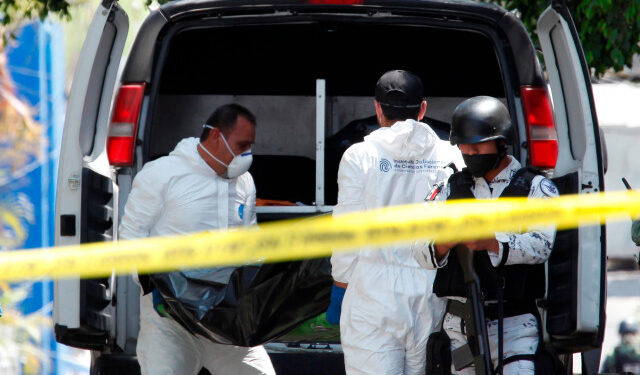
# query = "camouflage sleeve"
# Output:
<box><xmin>490</xmin><ymin>176</ymin><xmax>558</xmax><ymax>266</ymax></box>
<box><xmin>632</xmin><ymin>219</ymin><xmax>640</xmax><ymax>246</ymax></box>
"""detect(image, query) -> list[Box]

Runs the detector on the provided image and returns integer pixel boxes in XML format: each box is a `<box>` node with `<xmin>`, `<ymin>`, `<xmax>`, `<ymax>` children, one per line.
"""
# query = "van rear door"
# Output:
<box><xmin>54</xmin><ymin>0</ymin><xmax>128</xmax><ymax>351</ymax></box>
<box><xmin>536</xmin><ymin>0</ymin><xmax>606</xmax><ymax>359</ymax></box>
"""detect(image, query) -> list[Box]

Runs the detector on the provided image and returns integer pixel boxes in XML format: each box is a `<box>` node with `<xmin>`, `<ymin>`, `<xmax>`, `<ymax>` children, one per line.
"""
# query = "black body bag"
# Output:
<box><xmin>149</xmin><ymin>257</ymin><xmax>333</xmax><ymax>347</ymax></box>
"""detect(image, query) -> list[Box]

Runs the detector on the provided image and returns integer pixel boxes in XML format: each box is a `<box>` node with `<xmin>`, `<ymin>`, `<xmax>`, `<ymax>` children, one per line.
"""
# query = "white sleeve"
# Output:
<box><xmin>449</xmin><ymin>143</ymin><xmax>466</xmax><ymax>172</ymax></box>
<box><xmin>412</xmin><ymin>238</ymin><xmax>449</xmax><ymax>269</ymax></box>
<box><xmin>330</xmin><ymin>148</ymin><xmax>366</xmax><ymax>284</ymax></box>
<box><xmin>245</xmin><ymin>175</ymin><xmax>257</xmax><ymax>226</ymax></box>
<box><xmin>119</xmin><ymin>165</ymin><xmax>166</xmax><ymax>240</ymax></box>
<box><xmin>490</xmin><ymin>176</ymin><xmax>558</xmax><ymax>266</ymax></box>
<box><xmin>413</xmin><ymin>160</ymin><xmax>458</xmax><ymax>269</ymax></box>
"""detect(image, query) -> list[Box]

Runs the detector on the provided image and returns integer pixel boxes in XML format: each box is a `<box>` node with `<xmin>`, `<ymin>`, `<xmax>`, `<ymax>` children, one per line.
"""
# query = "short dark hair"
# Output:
<box><xmin>380</xmin><ymin>105</ymin><xmax>422</xmax><ymax>122</ymax></box>
<box><xmin>200</xmin><ymin>104</ymin><xmax>256</xmax><ymax>142</ymax></box>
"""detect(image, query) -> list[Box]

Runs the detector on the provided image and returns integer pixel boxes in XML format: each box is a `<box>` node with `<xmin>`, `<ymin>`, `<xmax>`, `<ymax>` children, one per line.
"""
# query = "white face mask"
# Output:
<box><xmin>200</xmin><ymin>124</ymin><xmax>253</xmax><ymax>179</ymax></box>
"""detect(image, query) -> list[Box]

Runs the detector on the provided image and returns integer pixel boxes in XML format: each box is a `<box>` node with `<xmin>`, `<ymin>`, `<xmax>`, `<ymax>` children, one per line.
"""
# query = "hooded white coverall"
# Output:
<box><xmin>331</xmin><ymin>119</ymin><xmax>463</xmax><ymax>375</ymax></box>
<box><xmin>119</xmin><ymin>137</ymin><xmax>275</xmax><ymax>375</ymax></box>
<box><xmin>413</xmin><ymin>156</ymin><xmax>558</xmax><ymax>375</ymax></box>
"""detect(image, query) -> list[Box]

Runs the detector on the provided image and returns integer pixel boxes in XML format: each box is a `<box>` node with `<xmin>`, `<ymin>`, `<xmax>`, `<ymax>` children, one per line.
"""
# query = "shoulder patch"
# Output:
<box><xmin>540</xmin><ymin>178</ymin><xmax>558</xmax><ymax>197</ymax></box>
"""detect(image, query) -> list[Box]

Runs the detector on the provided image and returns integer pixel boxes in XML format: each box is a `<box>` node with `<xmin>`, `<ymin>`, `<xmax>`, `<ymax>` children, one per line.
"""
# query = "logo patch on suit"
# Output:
<box><xmin>379</xmin><ymin>158</ymin><xmax>392</xmax><ymax>172</ymax></box>
<box><xmin>238</xmin><ymin>204</ymin><xmax>245</xmax><ymax>220</ymax></box>
<box><xmin>540</xmin><ymin>179</ymin><xmax>558</xmax><ymax>196</ymax></box>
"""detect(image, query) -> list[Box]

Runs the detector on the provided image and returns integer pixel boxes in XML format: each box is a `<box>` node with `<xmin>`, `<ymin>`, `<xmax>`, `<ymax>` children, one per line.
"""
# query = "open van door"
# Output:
<box><xmin>536</xmin><ymin>0</ymin><xmax>606</xmax><ymax>371</ymax></box>
<box><xmin>54</xmin><ymin>0</ymin><xmax>129</xmax><ymax>354</ymax></box>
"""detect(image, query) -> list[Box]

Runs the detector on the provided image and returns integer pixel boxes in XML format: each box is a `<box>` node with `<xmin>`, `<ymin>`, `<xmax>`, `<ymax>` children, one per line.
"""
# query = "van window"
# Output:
<box><xmin>157</xmin><ymin>23</ymin><xmax>503</xmax><ymax>97</ymax></box>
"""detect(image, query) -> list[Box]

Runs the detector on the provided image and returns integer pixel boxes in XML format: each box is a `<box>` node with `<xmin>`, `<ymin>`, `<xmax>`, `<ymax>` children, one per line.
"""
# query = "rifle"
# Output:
<box><xmin>447</xmin><ymin>244</ymin><xmax>494</xmax><ymax>375</ymax></box>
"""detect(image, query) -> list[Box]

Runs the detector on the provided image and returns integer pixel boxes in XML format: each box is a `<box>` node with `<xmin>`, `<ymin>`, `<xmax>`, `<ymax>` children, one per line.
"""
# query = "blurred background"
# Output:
<box><xmin>0</xmin><ymin>0</ymin><xmax>639</xmax><ymax>373</ymax></box>
<box><xmin>1</xmin><ymin>1</ymin><xmax>151</xmax><ymax>372</ymax></box>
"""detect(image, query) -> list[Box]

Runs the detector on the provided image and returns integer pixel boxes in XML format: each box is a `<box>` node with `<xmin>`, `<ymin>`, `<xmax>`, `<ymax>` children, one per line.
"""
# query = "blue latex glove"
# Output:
<box><xmin>326</xmin><ymin>284</ymin><xmax>346</xmax><ymax>325</ymax></box>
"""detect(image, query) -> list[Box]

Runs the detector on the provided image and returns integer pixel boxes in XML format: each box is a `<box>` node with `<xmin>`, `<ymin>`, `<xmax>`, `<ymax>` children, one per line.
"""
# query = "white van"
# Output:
<box><xmin>54</xmin><ymin>0</ymin><xmax>607</xmax><ymax>373</ymax></box>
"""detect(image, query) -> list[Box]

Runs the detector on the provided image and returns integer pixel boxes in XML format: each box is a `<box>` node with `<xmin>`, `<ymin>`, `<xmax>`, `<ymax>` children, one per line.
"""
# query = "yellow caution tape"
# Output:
<box><xmin>0</xmin><ymin>190</ymin><xmax>639</xmax><ymax>282</ymax></box>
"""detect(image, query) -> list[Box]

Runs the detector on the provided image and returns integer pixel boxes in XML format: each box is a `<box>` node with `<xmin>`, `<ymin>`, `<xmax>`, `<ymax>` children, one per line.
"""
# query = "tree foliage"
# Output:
<box><xmin>487</xmin><ymin>0</ymin><xmax>640</xmax><ymax>77</ymax></box>
<box><xmin>1</xmin><ymin>0</ymin><xmax>71</xmax><ymax>26</ymax></box>
<box><xmin>0</xmin><ymin>0</ymin><xmax>82</xmax><ymax>43</ymax></box>
<box><xmin>2</xmin><ymin>0</ymin><xmax>640</xmax><ymax>77</ymax></box>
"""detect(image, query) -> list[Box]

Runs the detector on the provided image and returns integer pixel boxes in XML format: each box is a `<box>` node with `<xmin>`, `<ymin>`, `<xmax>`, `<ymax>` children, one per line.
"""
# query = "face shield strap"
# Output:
<box><xmin>200</xmin><ymin>123</ymin><xmax>252</xmax><ymax>179</ymax></box>
<box><xmin>198</xmin><ymin>143</ymin><xmax>229</xmax><ymax>168</ymax></box>
<box><xmin>219</xmin><ymin>131</ymin><xmax>236</xmax><ymax>157</ymax></box>
<box><xmin>202</xmin><ymin>124</ymin><xmax>236</xmax><ymax>157</ymax></box>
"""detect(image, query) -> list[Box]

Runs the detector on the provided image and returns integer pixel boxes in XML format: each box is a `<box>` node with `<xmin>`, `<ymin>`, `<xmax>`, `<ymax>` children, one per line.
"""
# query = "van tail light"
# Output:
<box><xmin>520</xmin><ymin>86</ymin><xmax>558</xmax><ymax>169</ymax></box>
<box><xmin>107</xmin><ymin>83</ymin><xmax>146</xmax><ymax>166</ymax></box>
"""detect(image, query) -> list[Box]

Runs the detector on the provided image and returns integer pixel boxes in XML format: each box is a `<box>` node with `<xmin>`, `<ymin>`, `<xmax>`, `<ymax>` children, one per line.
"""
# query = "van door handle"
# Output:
<box><xmin>60</xmin><ymin>215</ymin><xmax>76</xmax><ymax>236</ymax></box>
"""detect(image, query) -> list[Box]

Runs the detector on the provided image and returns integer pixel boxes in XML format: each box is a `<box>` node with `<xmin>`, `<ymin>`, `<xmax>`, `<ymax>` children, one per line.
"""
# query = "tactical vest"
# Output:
<box><xmin>433</xmin><ymin>167</ymin><xmax>546</xmax><ymax>317</ymax></box>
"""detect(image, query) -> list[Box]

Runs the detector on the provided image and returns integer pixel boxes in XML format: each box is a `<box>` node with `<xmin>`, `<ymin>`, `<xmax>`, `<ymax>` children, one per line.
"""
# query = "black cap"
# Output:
<box><xmin>375</xmin><ymin>70</ymin><xmax>424</xmax><ymax>108</ymax></box>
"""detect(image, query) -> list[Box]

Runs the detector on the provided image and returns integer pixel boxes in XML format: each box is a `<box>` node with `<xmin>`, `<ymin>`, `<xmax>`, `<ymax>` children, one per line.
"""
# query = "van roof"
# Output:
<box><xmin>159</xmin><ymin>0</ymin><xmax>508</xmax><ymax>22</ymax></box>
<box><xmin>121</xmin><ymin>0</ymin><xmax>536</xmax><ymax>87</ymax></box>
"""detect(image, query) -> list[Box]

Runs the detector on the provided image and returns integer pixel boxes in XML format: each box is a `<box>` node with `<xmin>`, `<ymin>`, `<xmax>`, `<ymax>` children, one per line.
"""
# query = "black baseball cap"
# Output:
<box><xmin>375</xmin><ymin>70</ymin><xmax>424</xmax><ymax>108</ymax></box>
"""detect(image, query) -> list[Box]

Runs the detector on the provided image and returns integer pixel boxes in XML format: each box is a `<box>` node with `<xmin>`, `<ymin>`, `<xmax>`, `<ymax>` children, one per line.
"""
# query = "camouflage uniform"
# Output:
<box><xmin>601</xmin><ymin>343</ymin><xmax>640</xmax><ymax>374</ymax></box>
<box><xmin>632</xmin><ymin>219</ymin><xmax>640</xmax><ymax>246</ymax></box>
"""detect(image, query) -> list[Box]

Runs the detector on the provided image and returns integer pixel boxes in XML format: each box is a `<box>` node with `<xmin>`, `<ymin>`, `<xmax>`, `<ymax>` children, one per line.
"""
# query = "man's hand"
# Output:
<box><xmin>463</xmin><ymin>238</ymin><xmax>500</xmax><ymax>253</ymax></box>
<box><xmin>333</xmin><ymin>281</ymin><xmax>348</xmax><ymax>289</ymax></box>
<box><xmin>435</xmin><ymin>242</ymin><xmax>456</xmax><ymax>261</ymax></box>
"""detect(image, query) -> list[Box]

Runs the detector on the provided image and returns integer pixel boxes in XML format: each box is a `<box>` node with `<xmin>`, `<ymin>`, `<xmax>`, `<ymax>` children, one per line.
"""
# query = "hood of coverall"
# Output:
<box><xmin>170</xmin><ymin>137</ymin><xmax>223</xmax><ymax>177</ymax></box>
<box><xmin>364</xmin><ymin>118</ymin><xmax>440</xmax><ymax>159</ymax></box>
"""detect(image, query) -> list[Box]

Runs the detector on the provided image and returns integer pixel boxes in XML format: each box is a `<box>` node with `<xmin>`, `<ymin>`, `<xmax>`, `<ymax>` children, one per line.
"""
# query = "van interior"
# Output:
<box><xmin>146</xmin><ymin>21</ymin><xmax>507</xmax><ymax>217</ymax></box>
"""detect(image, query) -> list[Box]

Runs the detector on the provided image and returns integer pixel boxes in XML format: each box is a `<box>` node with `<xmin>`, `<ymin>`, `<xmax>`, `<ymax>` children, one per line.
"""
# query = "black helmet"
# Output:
<box><xmin>619</xmin><ymin>320</ymin><xmax>639</xmax><ymax>335</ymax></box>
<box><xmin>450</xmin><ymin>96</ymin><xmax>511</xmax><ymax>146</ymax></box>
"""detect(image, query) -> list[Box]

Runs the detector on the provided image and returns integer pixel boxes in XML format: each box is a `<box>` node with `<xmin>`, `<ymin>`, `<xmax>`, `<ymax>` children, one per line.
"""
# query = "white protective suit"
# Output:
<box><xmin>119</xmin><ymin>137</ymin><xmax>275</xmax><ymax>375</ymax></box>
<box><xmin>331</xmin><ymin>119</ymin><xmax>463</xmax><ymax>375</ymax></box>
<box><xmin>413</xmin><ymin>155</ymin><xmax>558</xmax><ymax>375</ymax></box>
